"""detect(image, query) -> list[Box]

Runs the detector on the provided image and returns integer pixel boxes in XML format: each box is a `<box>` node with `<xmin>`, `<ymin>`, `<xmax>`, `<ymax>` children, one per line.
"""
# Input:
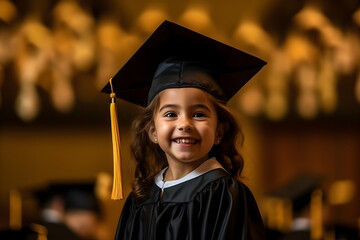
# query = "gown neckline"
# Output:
<box><xmin>154</xmin><ymin>157</ymin><xmax>224</xmax><ymax>189</ymax></box>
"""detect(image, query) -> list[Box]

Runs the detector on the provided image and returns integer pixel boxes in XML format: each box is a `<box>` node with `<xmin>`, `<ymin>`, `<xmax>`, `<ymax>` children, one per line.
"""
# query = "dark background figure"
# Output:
<box><xmin>34</xmin><ymin>183</ymin><xmax>83</xmax><ymax>240</ymax></box>
<box><xmin>34</xmin><ymin>182</ymin><xmax>102</xmax><ymax>240</ymax></box>
<box><xmin>63</xmin><ymin>183</ymin><xmax>103</xmax><ymax>240</ymax></box>
<box><xmin>263</xmin><ymin>174</ymin><xmax>322</xmax><ymax>240</ymax></box>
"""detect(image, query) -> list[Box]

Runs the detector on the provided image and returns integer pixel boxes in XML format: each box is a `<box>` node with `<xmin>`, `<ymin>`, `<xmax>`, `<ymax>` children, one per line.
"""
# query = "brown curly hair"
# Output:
<box><xmin>130</xmin><ymin>92</ymin><xmax>245</xmax><ymax>201</ymax></box>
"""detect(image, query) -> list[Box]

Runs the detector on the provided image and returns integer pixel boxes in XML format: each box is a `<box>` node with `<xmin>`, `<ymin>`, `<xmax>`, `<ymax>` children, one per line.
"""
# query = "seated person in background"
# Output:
<box><xmin>63</xmin><ymin>183</ymin><xmax>103</xmax><ymax>240</ymax></box>
<box><xmin>35</xmin><ymin>182</ymin><xmax>103</xmax><ymax>240</ymax></box>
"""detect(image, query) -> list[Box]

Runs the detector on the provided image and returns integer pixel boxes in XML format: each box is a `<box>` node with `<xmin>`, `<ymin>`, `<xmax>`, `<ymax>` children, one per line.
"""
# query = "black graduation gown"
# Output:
<box><xmin>115</xmin><ymin>169</ymin><xmax>265</xmax><ymax>240</ymax></box>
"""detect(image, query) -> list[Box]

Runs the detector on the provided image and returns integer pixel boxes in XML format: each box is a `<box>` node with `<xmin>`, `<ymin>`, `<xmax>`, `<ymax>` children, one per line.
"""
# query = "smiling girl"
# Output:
<box><xmin>103</xmin><ymin>21</ymin><xmax>266</xmax><ymax>240</ymax></box>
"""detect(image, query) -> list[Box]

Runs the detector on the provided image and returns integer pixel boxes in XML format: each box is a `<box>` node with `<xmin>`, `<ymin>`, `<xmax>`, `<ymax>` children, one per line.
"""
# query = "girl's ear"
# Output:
<box><xmin>147</xmin><ymin>124</ymin><xmax>158</xmax><ymax>144</ymax></box>
<box><xmin>215</xmin><ymin>122</ymin><xmax>227</xmax><ymax>145</ymax></box>
<box><xmin>214</xmin><ymin>123</ymin><xmax>225</xmax><ymax>145</ymax></box>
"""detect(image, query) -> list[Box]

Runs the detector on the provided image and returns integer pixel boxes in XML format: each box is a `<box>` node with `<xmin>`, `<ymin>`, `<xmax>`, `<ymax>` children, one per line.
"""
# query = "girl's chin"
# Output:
<box><xmin>167</xmin><ymin>155</ymin><xmax>209</xmax><ymax>164</ymax></box>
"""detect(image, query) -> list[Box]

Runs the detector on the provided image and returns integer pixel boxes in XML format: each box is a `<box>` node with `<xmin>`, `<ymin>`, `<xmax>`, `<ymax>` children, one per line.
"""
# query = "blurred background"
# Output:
<box><xmin>0</xmin><ymin>0</ymin><xmax>359</xmax><ymax>239</ymax></box>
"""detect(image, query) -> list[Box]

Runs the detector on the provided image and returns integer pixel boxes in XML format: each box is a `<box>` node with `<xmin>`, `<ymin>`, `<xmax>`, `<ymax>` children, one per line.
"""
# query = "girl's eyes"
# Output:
<box><xmin>164</xmin><ymin>112</ymin><xmax>177</xmax><ymax>118</ymax></box>
<box><xmin>193</xmin><ymin>112</ymin><xmax>206</xmax><ymax>118</ymax></box>
<box><xmin>163</xmin><ymin>112</ymin><xmax>207</xmax><ymax>118</ymax></box>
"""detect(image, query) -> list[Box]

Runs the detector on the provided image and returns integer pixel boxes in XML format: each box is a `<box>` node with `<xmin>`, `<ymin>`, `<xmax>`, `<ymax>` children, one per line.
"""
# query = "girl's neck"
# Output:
<box><xmin>164</xmin><ymin>158</ymin><xmax>208</xmax><ymax>181</ymax></box>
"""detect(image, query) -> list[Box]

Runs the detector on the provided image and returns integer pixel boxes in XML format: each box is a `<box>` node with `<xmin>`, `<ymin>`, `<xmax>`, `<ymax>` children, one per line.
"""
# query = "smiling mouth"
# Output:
<box><xmin>174</xmin><ymin>138</ymin><xmax>197</xmax><ymax>144</ymax></box>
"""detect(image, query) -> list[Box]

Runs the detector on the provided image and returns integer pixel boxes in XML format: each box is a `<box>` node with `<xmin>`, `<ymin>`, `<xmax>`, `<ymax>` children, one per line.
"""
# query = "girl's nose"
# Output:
<box><xmin>177</xmin><ymin>117</ymin><xmax>193</xmax><ymax>131</ymax></box>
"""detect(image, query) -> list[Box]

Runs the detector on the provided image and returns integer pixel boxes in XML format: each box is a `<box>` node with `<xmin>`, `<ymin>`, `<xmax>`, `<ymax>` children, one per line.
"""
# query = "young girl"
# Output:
<box><xmin>103</xmin><ymin>20</ymin><xmax>266</xmax><ymax>240</ymax></box>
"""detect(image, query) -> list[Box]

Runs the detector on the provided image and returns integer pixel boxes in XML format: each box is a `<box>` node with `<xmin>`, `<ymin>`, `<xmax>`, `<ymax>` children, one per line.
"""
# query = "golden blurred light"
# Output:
<box><xmin>318</xmin><ymin>53</ymin><xmax>337</xmax><ymax>114</ymax></box>
<box><xmin>263</xmin><ymin>51</ymin><xmax>291</xmax><ymax>120</ymax></box>
<box><xmin>233</xmin><ymin>20</ymin><xmax>274</xmax><ymax>56</ymax></box>
<box><xmin>320</xmin><ymin>25</ymin><xmax>343</xmax><ymax>48</ymax></box>
<box><xmin>178</xmin><ymin>4</ymin><xmax>212</xmax><ymax>32</ymax></box>
<box><xmin>297</xmin><ymin>92</ymin><xmax>318</xmax><ymax>119</ymax></box>
<box><xmin>239</xmin><ymin>86</ymin><xmax>264</xmax><ymax>117</ymax></box>
<box><xmin>0</xmin><ymin>1</ymin><xmax>359</xmax><ymax>122</ymax></box>
<box><xmin>135</xmin><ymin>6</ymin><xmax>168</xmax><ymax>35</ymax></box>
<box><xmin>20</xmin><ymin>18</ymin><xmax>52</xmax><ymax>49</ymax></box>
<box><xmin>296</xmin><ymin>63</ymin><xmax>318</xmax><ymax>119</ymax></box>
<box><xmin>96</xmin><ymin>19</ymin><xmax>142</xmax><ymax>88</ymax></box>
<box><xmin>0</xmin><ymin>0</ymin><xmax>17</xmax><ymax>23</ymax></box>
<box><xmin>283</xmin><ymin>34</ymin><xmax>319</xmax><ymax>65</ymax></box>
<box><xmin>294</xmin><ymin>4</ymin><xmax>344</xmax><ymax>51</ymax></box>
<box><xmin>13</xmin><ymin>18</ymin><xmax>52</xmax><ymax>121</ymax></box>
<box><xmin>95</xmin><ymin>172</ymin><xmax>112</xmax><ymax>201</ymax></box>
<box><xmin>52</xmin><ymin>68</ymin><xmax>75</xmax><ymax>113</ymax></box>
<box><xmin>353</xmin><ymin>7</ymin><xmax>360</xmax><ymax>26</ymax></box>
<box><xmin>332</xmin><ymin>32</ymin><xmax>358</xmax><ymax>75</ymax></box>
<box><xmin>50</xmin><ymin>28</ymin><xmax>75</xmax><ymax>113</ymax></box>
<box><xmin>53</xmin><ymin>0</ymin><xmax>96</xmax><ymax>72</ymax></box>
<box><xmin>97</xmin><ymin>20</ymin><xmax>124</xmax><ymax>52</ymax></box>
<box><xmin>328</xmin><ymin>180</ymin><xmax>356</xmax><ymax>205</ymax></box>
<box><xmin>72</xmin><ymin>38</ymin><xmax>96</xmax><ymax>71</ymax></box>
<box><xmin>96</xmin><ymin>19</ymin><xmax>125</xmax><ymax>87</ymax></box>
<box><xmin>294</xmin><ymin>5</ymin><xmax>330</xmax><ymax>30</ymax></box>
<box><xmin>15</xmin><ymin>83</ymin><xmax>40</xmax><ymax>122</ymax></box>
<box><xmin>265</xmin><ymin>91</ymin><xmax>288</xmax><ymax>121</ymax></box>
<box><xmin>53</xmin><ymin>0</ymin><xmax>94</xmax><ymax>30</ymax></box>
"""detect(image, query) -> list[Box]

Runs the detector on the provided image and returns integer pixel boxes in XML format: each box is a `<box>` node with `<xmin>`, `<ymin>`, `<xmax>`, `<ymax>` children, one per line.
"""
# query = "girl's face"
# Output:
<box><xmin>149</xmin><ymin>88</ymin><xmax>222</xmax><ymax>169</ymax></box>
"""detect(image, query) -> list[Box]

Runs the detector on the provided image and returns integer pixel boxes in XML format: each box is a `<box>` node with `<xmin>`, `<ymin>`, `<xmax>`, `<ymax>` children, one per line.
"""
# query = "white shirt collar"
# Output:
<box><xmin>154</xmin><ymin>157</ymin><xmax>224</xmax><ymax>189</ymax></box>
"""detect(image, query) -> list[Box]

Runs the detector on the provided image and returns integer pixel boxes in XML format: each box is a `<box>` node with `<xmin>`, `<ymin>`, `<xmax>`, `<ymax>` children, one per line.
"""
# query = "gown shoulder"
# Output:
<box><xmin>115</xmin><ymin>169</ymin><xmax>265</xmax><ymax>240</ymax></box>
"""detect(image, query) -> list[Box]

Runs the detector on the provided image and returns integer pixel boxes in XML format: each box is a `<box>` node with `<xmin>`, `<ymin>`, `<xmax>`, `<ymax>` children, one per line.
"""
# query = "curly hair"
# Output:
<box><xmin>130</xmin><ymin>92</ymin><xmax>245</xmax><ymax>201</ymax></box>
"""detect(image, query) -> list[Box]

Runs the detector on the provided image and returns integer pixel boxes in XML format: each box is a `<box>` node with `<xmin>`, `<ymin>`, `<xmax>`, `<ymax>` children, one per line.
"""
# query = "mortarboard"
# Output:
<box><xmin>102</xmin><ymin>20</ymin><xmax>266</xmax><ymax>107</ymax></box>
<box><xmin>34</xmin><ymin>184</ymin><xmax>68</xmax><ymax>209</ymax></box>
<box><xmin>35</xmin><ymin>182</ymin><xmax>101</xmax><ymax>215</ymax></box>
<box><xmin>267</xmin><ymin>174</ymin><xmax>322</xmax><ymax>213</ymax></box>
<box><xmin>101</xmin><ymin>20</ymin><xmax>266</xmax><ymax>200</ymax></box>
<box><xmin>64</xmin><ymin>183</ymin><xmax>101</xmax><ymax>215</ymax></box>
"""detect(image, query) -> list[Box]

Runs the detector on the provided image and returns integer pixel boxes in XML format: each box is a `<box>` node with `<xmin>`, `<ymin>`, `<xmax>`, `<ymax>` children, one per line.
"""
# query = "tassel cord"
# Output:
<box><xmin>109</xmin><ymin>79</ymin><xmax>123</xmax><ymax>200</ymax></box>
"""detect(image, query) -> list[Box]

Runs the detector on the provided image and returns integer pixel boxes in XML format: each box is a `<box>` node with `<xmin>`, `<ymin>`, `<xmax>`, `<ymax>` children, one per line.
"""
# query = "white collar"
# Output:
<box><xmin>155</xmin><ymin>157</ymin><xmax>224</xmax><ymax>189</ymax></box>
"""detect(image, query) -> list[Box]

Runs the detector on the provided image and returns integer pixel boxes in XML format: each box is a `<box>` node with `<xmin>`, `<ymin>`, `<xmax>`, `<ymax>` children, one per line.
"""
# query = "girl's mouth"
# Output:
<box><xmin>174</xmin><ymin>138</ymin><xmax>197</xmax><ymax>144</ymax></box>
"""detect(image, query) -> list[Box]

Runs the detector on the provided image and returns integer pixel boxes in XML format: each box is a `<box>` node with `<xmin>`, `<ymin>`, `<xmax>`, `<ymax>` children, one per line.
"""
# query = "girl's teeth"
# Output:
<box><xmin>176</xmin><ymin>139</ymin><xmax>195</xmax><ymax>143</ymax></box>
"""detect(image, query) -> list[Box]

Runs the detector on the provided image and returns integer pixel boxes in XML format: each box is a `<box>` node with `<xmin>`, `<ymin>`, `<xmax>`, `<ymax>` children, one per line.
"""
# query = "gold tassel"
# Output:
<box><xmin>109</xmin><ymin>78</ymin><xmax>123</xmax><ymax>200</ymax></box>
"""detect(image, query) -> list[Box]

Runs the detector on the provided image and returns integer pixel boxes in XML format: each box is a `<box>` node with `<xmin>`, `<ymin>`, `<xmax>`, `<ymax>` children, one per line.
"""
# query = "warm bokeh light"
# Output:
<box><xmin>135</xmin><ymin>5</ymin><xmax>169</xmax><ymax>35</ymax></box>
<box><xmin>0</xmin><ymin>0</ymin><xmax>17</xmax><ymax>23</ymax></box>
<box><xmin>328</xmin><ymin>180</ymin><xmax>356</xmax><ymax>205</ymax></box>
<box><xmin>178</xmin><ymin>4</ymin><xmax>212</xmax><ymax>31</ymax></box>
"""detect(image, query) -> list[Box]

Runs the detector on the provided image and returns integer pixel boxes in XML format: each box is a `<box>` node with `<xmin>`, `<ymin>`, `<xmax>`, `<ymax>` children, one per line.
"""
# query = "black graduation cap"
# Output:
<box><xmin>265</xmin><ymin>174</ymin><xmax>325</xmax><ymax>238</ymax></box>
<box><xmin>268</xmin><ymin>174</ymin><xmax>322</xmax><ymax>213</ymax></box>
<box><xmin>102</xmin><ymin>20</ymin><xmax>266</xmax><ymax>107</ymax></box>
<box><xmin>35</xmin><ymin>184</ymin><xmax>68</xmax><ymax>209</ymax></box>
<box><xmin>101</xmin><ymin>20</ymin><xmax>266</xmax><ymax>200</ymax></box>
<box><xmin>35</xmin><ymin>182</ymin><xmax>101</xmax><ymax>214</ymax></box>
<box><xmin>64</xmin><ymin>183</ymin><xmax>101</xmax><ymax>215</ymax></box>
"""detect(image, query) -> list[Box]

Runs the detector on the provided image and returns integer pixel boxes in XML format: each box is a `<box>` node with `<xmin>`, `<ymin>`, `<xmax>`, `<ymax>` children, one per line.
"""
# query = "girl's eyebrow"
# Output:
<box><xmin>159</xmin><ymin>104</ymin><xmax>179</xmax><ymax>112</ymax></box>
<box><xmin>191</xmin><ymin>104</ymin><xmax>211</xmax><ymax>112</ymax></box>
<box><xmin>159</xmin><ymin>104</ymin><xmax>211</xmax><ymax>112</ymax></box>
